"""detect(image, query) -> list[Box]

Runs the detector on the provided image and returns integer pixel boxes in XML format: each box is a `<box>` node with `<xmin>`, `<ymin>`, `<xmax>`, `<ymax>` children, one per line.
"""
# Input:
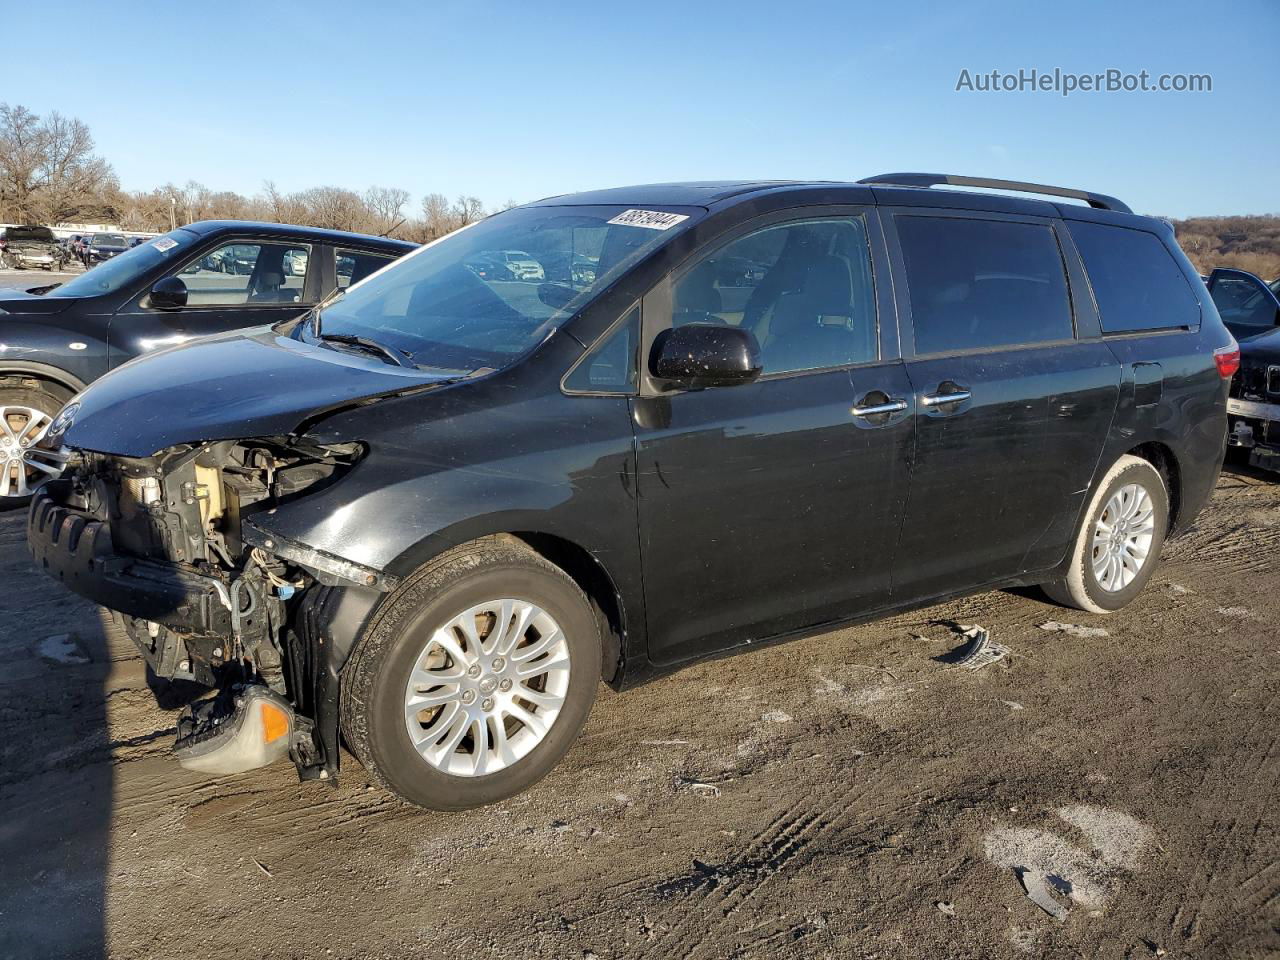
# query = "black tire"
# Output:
<box><xmin>341</xmin><ymin>536</ymin><xmax>601</xmax><ymax>810</ymax></box>
<box><xmin>0</xmin><ymin>380</ymin><xmax>71</xmax><ymax>511</ymax></box>
<box><xmin>1041</xmin><ymin>454</ymin><xmax>1169</xmax><ymax>613</ymax></box>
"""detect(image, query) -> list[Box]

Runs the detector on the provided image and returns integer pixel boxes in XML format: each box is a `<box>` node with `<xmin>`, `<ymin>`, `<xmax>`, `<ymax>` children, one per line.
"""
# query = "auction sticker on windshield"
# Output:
<box><xmin>152</xmin><ymin>237</ymin><xmax>179</xmax><ymax>253</ymax></box>
<box><xmin>607</xmin><ymin>209</ymin><xmax>690</xmax><ymax>230</ymax></box>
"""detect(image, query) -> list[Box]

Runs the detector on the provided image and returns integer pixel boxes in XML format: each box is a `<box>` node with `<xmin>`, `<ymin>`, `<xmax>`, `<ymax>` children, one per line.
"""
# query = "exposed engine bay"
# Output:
<box><xmin>28</xmin><ymin>435</ymin><xmax>373</xmax><ymax>779</ymax></box>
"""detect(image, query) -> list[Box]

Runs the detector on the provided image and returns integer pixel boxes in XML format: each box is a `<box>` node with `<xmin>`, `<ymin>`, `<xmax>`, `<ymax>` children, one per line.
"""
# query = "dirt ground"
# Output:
<box><xmin>0</xmin><ymin>465</ymin><xmax>1277</xmax><ymax>960</ymax></box>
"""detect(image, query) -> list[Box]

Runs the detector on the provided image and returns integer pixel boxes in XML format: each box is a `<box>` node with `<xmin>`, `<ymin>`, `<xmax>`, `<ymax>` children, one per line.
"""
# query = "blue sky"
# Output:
<box><xmin>5</xmin><ymin>0</ymin><xmax>1277</xmax><ymax>217</ymax></box>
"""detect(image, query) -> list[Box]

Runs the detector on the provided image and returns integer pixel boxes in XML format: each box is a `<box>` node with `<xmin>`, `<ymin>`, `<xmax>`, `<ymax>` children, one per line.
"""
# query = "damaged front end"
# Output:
<box><xmin>28</xmin><ymin>435</ymin><xmax>385</xmax><ymax>780</ymax></box>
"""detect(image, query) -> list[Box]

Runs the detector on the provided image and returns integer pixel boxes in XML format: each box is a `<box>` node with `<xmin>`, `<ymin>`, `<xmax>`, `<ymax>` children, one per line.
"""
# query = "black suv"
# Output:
<box><xmin>1205</xmin><ymin>267</ymin><xmax>1280</xmax><ymax>472</ymax></box>
<box><xmin>28</xmin><ymin>175</ymin><xmax>1234</xmax><ymax>810</ymax></box>
<box><xmin>0</xmin><ymin>221</ymin><xmax>414</xmax><ymax>504</ymax></box>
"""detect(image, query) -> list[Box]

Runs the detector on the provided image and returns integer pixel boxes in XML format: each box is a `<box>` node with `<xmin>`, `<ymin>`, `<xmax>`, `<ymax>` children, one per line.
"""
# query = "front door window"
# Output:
<box><xmin>176</xmin><ymin>241</ymin><xmax>311</xmax><ymax>306</ymax></box>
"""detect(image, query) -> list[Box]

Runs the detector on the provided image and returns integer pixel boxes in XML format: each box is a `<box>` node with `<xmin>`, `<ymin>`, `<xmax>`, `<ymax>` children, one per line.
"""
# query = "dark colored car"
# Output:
<box><xmin>1207</xmin><ymin>267</ymin><xmax>1280</xmax><ymax>471</ymax></box>
<box><xmin>0</xmin><ymin>225</ymin><xmax>62</xmax><ymax>271</ymax></box>
<box><xmin>0</xmin><ymin>221</ymin><xmax>415</xmax><ymax>504</ymax></box>
<box><xmin>28</xmin><ymin>175</ymin><xmax>1234</xmax><ymax>811</ymax></box>
<box><xmin>86</xmin><ymin>232</ymin><xmax>132</xmax><ymax>263</ymax></box>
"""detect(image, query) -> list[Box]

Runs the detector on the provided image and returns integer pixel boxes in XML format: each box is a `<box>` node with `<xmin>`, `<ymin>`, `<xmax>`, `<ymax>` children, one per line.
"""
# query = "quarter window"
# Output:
<box><xmin>671</xmin><ymin>217</ymin><xmax>878</xmax><ymax>375</ymax></box>
<box><xmin>176</xmin><ymin>241</ymin><xmax>311</xmax><ymax>306</ymax></box>
<box><xmin>897</xmin><ymin>216</ymin><xmax>1074</xmax><ymax>355</ymax></box>
<box><xmin>563</xmin><ymin>307</ymin><xmax>639</xmax><ymax>394</ymax></box>
<box><xmin>1067</xmin><ymin>221</ymin><xmax>1200</xmax><ymax>333</ymax></box>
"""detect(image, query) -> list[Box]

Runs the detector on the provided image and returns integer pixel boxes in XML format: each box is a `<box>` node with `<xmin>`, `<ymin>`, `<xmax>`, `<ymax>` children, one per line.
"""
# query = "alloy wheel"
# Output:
<box><xmin>0</xmin><ymin>403</ymin><xmax>69</xmax><ymax>499</ymax></box>
<box><xmin>1090</xmin><ymin>483</ymin><xmax>1155</xmax><ymax>592</ymax></box>
<box><xmin>403</xmin><ymin>599</ymin><xmax>571</xmax><ymax>777</ymax></box>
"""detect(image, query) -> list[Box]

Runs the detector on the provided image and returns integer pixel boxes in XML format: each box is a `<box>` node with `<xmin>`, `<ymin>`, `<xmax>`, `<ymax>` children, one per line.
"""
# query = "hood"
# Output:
<box><xmin>1239</xmin><ymin>326</ymin><xmax>1280</xmax><ymax>366</ymax></box>
<box><xmin>0</xmin><ymin>287</ymin><xmax>77</xmax><ymax>313</ymax></box>
<box><xmin>62</xmin><ymin>329</ymin><xmax>456</xmax><ymax>456</ymax></box>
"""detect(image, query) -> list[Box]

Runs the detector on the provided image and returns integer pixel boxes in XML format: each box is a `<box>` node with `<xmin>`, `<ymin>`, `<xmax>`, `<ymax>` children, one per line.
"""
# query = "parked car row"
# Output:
<box><xmin>11</xmin><ymin>175</ymin><xmax>1239</xmax><ymax>813</ymax></box>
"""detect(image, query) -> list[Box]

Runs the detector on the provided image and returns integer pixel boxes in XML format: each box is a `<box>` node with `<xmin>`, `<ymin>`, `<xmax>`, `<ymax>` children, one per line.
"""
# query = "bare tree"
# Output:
<box><xmin>260</xmin><ymin>180</ymin><xmax>306</xmax><ymax>225</ymax></box>
<box><xmin>419</xmin><ymin>192</ymin><xmax>452</xmax><ymax>241</ymax></box>
<box><xmin>364</xmin><ymin>186</ymin><xmax>410</xmax><ymax>235</ymax></box>
<box><xmin>296</xmin><ymin>186</ymin><xmax>371</xmax><ymax>231</ymax></box>
<box><xmin>452</xmin><ymin>195</ymin><xmax>486</xmax><ymax>228</ymax></box>
<box><xmin>0</xmin><ymin>103</ymin><xmax>116</xmax><ymax>224</ymax></box>
<box><xmin>0</xmin><ymin>104</ymin><xmax>45</xmax><ymax>220</ymax></box>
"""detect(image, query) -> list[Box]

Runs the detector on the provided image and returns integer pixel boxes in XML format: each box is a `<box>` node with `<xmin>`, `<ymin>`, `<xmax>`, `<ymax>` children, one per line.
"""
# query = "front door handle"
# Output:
<box><xmin>851</xmin><ymin>398</ymin><xmax>908</xmax><ymax>418</ymax></box>
<box><xmin>921</xmin><ymin>388</ymin><xmax>972</xmax><ymax>407</ymax></box>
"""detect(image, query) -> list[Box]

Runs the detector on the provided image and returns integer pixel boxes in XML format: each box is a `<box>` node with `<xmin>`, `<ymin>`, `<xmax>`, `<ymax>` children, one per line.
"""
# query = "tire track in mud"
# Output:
<box><xmin>1167</xmin><ymin>478</ymin><xmax>1280</xmax><ymax>579</ymax></box>
<box><xmin>1191</xmin><ymin>701</ymin><xmax>1280</xmax><ymax>954</ymax></box>
<box><xmin>1154</xmin><ymin>684</ymin><xmax>1280</xmax><ymax>952</ymax></box>
<box><xmin>641</xmin><ymin>751</ymin><xmax>917</xmax><ymax>960</ymax></box>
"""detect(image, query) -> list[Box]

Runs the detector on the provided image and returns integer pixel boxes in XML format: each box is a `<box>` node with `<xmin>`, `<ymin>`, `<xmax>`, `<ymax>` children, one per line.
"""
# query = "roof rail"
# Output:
<box><xmin>856</xmin><ymin>173</ymin><xmax>1132</xmax><ymax>214</ymax></box>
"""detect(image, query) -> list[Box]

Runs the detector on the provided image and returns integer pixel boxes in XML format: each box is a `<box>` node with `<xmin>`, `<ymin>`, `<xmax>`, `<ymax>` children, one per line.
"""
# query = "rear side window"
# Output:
<box><xmin>1067</xmin><ymin>222</ymin><xmax>1200</xmax><ymax>333</ymax></box>
<box><xmin>337</xmin><ymin>248</ymin><xmax>395</xmax><ymax>290</ymax></box>
<box><xmin>896</xmin><ymin>216</ymin><xmax>1073</xmax><ymax>355</ymax></box>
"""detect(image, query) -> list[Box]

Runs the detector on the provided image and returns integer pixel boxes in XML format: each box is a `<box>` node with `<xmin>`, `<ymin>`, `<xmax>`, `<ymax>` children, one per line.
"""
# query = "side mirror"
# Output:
<box><xmin>650</xmin><ymin>323</ymin><xmax>762</xmax><ymax>390</ymax></box>
<box><xmin>149</xmin><ymin>276</ymin><xmax>188</xmax><ymax>310</ymax></box>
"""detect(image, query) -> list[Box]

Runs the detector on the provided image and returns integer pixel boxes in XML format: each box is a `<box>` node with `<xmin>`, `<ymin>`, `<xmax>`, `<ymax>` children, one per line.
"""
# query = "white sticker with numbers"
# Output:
<box><xmin>607</xmin><ymin>209</ymin><xmax>690</xmax><ymax>230</ymax></box>
<box><xmin>151</xmin><ymin>237</ymin><xmax>178</xmax><ymax>253</ymax></box>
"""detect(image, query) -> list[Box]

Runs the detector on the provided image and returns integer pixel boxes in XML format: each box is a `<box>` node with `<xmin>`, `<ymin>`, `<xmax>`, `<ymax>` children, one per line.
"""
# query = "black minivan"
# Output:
<box><xmin>28</xmin><ymin>175</ymin><xmax>1235</xmax><ymax>810</ymax></box>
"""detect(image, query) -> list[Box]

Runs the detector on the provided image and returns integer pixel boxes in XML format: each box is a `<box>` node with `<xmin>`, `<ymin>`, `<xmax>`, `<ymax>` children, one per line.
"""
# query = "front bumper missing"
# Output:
<box><xmin>29</xmin><ymin>488</ymin><xmax>239</xmax><ymax>637</ymax></box>
<box><xmin>243</xmin><ymin>519</ymin><xmax>399</xmax><ymax>592</ymax></box>
<box><xmin>28</xmin><ymin>483</ymin><xmax>368</xmax><ymax>783</ymax></box>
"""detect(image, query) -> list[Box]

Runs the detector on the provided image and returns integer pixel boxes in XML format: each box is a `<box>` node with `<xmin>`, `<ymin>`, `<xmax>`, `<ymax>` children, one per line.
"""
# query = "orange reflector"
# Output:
<box><xmin>261</xmin><ymin>701</ymin><xmax>290</xmax><ymax>744</ymax></box>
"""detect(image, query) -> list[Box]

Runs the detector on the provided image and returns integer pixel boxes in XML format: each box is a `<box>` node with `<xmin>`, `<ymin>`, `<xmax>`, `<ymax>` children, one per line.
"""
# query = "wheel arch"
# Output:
<box><xmin>385</xmin><ymin>528</ymin><xmax>630</xmax><ymax>687</ymax></box>
<box><xmin>1124</xmin><ymin>440</ymin><xmax>1183</xmax><ymax>533</ymax></box>
<box><xmin>0</xmin><ymin>360</ymin><xmax>87</xmax><ymax>398</ymax></box>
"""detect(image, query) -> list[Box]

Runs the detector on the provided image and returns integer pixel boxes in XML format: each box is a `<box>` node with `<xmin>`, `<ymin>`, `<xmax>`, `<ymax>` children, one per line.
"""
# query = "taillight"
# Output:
<box><xmin>1214</xmin><ymin>343</ymin><xmax>1241</xmax><ymax>379</ymax></box>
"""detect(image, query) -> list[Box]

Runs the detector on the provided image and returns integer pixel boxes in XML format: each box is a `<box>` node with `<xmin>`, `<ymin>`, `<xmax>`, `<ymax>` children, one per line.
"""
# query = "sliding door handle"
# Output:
<box><xmin>921</xmin><ymin>389</ymin><xmax>971</xmax><ymax>407</ymax></box>
<box><xmin>850</xmin><ymin>398</ymin><xmax>908</xmax><ymax>418</ymax></box>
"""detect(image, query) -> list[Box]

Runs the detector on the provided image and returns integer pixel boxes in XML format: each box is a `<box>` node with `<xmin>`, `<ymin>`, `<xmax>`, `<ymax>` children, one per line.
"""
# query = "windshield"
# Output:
<box><xmin>51</xmin><ymin>229</ymin><xmax>198</xmax><ymax>297</ymax></box>
<box><xmin>307</xmin><ymin>203</ymin><xmax>702</xmax><ymax>374</ymax></box>
<box><xmin>93</xmin><ymin>233</ymin><xmax>127</xmax><ymax>246</ymax></box>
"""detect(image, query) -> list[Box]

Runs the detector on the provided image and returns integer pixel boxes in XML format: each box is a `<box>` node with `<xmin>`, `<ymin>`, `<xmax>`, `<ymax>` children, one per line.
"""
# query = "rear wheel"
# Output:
<box><xmin>1041</xmin><ymin>454</ymin><xmax>1168</xmax><ymax>613</ymax></box>
<box><xmin>0</xmin><ymin>381</ymin><xmax>71</xmax><ymax>509</ymax></box>
<box><xmin>341</xmin><ymin>537</ymin><xmax>601</xmax><ymax>810</ymax></box>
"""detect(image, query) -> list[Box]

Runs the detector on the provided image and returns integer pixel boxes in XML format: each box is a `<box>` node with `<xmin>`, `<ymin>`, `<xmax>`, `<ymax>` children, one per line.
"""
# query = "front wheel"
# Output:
<box><xmin>341</xmin><ymin>537</ymin><xmax>601</xmax><ymax>810</ymax></box>
<box><xmin>1041</xmin><ymin>454</ymin><xmax>1168</xmax><ymax>613</ymax></box>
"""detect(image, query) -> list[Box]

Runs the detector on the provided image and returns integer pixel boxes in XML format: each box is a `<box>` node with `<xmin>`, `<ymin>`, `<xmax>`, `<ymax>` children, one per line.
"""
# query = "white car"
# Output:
<box><xmin>497</xmin><ymin>250</ymin><xmax>544</xmax><ymax>281</ymax></box>
<box><xmin>285</xmin><ymin>249</ymin><xmax>309</xmax><ymax>277</ymax></box>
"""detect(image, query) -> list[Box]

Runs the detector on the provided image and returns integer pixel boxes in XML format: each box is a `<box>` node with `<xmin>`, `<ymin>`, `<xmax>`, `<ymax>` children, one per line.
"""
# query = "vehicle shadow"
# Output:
<box><xmin>1220</xmin><ymin>451</ymin><xmax>1277</xmax><ymax>485</ymax></box>
<box><xmin>0</xmin><ymin>512</ymin><xmax>113</xmax><ymax>959</ymax></box>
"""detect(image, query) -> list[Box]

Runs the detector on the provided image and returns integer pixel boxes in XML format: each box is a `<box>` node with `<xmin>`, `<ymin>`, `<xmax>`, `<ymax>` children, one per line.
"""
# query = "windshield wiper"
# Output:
<box><xmin>318</xmin><ymin>332</ymin><xmax>415</xmax><ymax>368</ymax></box>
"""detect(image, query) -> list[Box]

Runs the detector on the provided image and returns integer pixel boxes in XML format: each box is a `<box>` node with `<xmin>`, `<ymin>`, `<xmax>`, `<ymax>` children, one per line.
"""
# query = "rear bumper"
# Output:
<box><xmin>27</xmin><ymin>484</ymin><xmax>236</xmax><ymax>637</ymax></box>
